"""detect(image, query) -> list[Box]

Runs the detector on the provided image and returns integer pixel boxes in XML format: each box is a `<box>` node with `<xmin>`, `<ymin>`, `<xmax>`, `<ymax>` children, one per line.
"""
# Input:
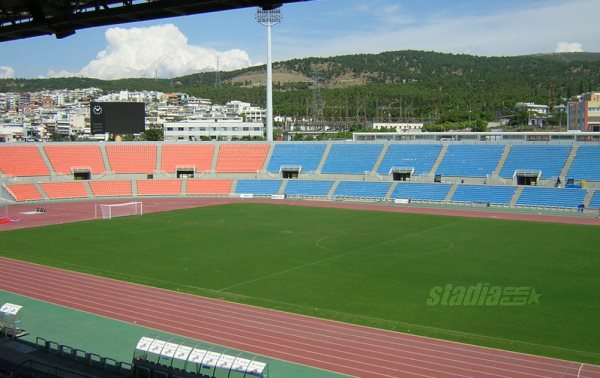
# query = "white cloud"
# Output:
<box><xmin>50</xmin><ymin>24</ymin><xmax>251</xmax><ymax>79</ymax></box>
<box><xmin>0</xmin><ymin>66</ymin><xmax>15</xmax><ymax>78</ymax></box>
<box><xmin>277</xmin><ymin>0</ymin><xmax>600</xmax><ymax>59</ymax></box>
<box><xmin>352</xmin><ymin>1</ymin><xmax>414</xmax><ymax>27</ymax></box>
<box><xmin>46</xmin><ymin>69</ymin><xmax>77</xmax><ymax>78</ymax></box>
<box><xmin>555</xmin><ymin>42</ymin><xmax>584</xmax><ymax>53</ymax></box>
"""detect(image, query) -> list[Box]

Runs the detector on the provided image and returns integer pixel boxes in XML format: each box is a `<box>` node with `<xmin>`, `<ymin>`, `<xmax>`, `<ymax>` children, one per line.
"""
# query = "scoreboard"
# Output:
<box><xmin>90</xmin><ymin>102</ymin><xmax>145</xmax><ymax>134</ymax></box>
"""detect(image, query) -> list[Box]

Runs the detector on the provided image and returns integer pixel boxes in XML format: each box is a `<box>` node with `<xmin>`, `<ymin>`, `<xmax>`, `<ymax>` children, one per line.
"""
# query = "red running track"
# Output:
<box><xmin>1</xmin><ymin>257</ymin><xmax>599</xmax><ymax>378</ymax></box>
<box><xmin>1</xmin><ymin>197</ymin><xmax>600</xmax><ymax>233</ymax></box>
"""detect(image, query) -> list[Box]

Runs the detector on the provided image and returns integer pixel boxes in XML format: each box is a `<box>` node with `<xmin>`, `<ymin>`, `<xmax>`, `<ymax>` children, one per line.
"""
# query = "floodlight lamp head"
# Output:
<box><xmin>256</xmin><ymin>6</ymin><xmax>282</xmax><ymax>26</ymax></box>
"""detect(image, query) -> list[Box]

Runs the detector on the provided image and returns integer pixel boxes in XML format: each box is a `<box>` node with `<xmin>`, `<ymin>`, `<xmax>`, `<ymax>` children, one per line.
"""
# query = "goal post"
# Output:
<box><xmin>95</xmin><ymin>202</ymin><xmax>143</xmax><ymax>220</ymax></box>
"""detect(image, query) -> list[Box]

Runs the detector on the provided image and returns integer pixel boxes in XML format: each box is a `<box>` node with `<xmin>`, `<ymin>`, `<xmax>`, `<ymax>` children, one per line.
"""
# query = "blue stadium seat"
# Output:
<box><xmin>284</xmin><ymin>180</ymin><xmax>334</xmax><ymax>197</ymax></box>
<box><xmin>266</xmin><ymin>144</ymin><xmax>327</xmax><ymax>173</ymax></box>
<box><xmin>516</xmin><ymin>187</ymin><xmax>586</xmax><ymax>209</ymax></box>
<box><xmin>377</xmin><ymin>144</ymin><xmax>442</xmax><ymax>175</ymax></box>
<box><xmin>321</xmin><ymin>144</ymin><xmax>383</xmax><ymax>174</ymax></box>
<box><xmin>333</xmin><ymin>181</ymin><xmax>391</xmax><ymax>199</ymax></box>
<box><xmin>235</xmin><ymin>180</ymin><xmax>282</xmax><ymax>195</ymax></box>
<box><xmin>436</xmin><ymin>145</ymin><xmax>504</xmax><ymax>177</ymax></box>
<box><xmin>589</xmin><ymin>191</ymin><xmax>600</xmax><ymax>209</ymax></box>
<box><xmin>451</xmin><ymin>185</ymin><xmax>516</xmax><ymax>205</ymax></box>
<box><xmin>391</xmin><ymin>183</ymin><xmax>451</xmax><ymax>201</ymax></box>
<box><xmin>499</xmin><ymin>145</ymin><xmax>571</xmax><ymax>179</ymax></box>
<box><xmin>567</xmin><ymin>146</ymin><xmax>600</xmax><ymax>181</ymax></box>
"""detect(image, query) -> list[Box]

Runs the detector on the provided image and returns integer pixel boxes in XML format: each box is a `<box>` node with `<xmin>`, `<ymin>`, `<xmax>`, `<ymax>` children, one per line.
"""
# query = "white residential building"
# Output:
<box><xmin>226</xmin><ymin>100</ymin><xmax>266</xmax><ymax>122</ymax></box>
<box><xmin>371</xmin><ymin>122</ymin><xmax>423</xmax><ymax>132</ymax></box>
<box><xmin>514</xmin><ymin>102</ymin><xmax>550</xmax><ymax>115</ymax></box>
<box><xmin>163</xmin><ymin>116</ymin><xmax>264</xmax><ymax>141</ymax></box>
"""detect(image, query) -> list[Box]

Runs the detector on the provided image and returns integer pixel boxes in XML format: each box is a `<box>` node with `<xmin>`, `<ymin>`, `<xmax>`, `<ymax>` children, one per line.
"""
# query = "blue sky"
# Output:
<box><xmin>1</xmin><ymin>0</ymin><xmax>599</xmax><ymax>79</ymax></box>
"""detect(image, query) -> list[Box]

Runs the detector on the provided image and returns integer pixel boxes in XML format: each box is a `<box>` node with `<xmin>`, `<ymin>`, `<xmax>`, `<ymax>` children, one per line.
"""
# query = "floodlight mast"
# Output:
<box><xmin>256</xmin><ymin>7</ymin><xmax>282</xmax><ymax>142</ymax></box>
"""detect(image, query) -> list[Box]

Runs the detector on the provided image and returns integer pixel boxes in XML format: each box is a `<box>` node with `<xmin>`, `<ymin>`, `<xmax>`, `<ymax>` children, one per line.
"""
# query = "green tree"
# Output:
<box><xmin>141</xmin><ymin>126</ymin><xmax>163</xmax><ymax>141</ymax></box>
<box><xmin>547</xmin><ymin>111</ymin><xmax>567</xmax><ymax>127</ymax></box>
<box><xmin>510</xmin><ymin>111</ymin><xmax>530</xmax><ymax>127</ymax></box>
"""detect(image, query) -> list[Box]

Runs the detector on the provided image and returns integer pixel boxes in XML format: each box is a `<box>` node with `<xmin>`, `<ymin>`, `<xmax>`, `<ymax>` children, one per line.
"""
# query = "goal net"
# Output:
<box><xmin>95</xmin><ymin>202</ymin><xmax>143</xmax><ymax>220</ymax></box>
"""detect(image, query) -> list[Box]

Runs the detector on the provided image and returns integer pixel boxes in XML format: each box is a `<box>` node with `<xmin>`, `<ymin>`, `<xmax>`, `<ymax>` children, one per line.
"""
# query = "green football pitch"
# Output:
<box><xmin>0</xmin><ymin>203</ymin><xmax>599</xmax><ymax>364</ymax></box>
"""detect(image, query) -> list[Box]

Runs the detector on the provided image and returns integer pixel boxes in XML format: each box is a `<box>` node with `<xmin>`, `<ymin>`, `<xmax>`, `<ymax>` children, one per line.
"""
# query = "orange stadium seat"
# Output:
<box><xmin>136</xmin><ymin>179</ymin><xmax>181</xmax><ymax>196</ymax></box>
<box><xmin>89</xmin><ymin>180</ymin><xmax>132</xmax><ymax>197</ymax></box>
<box><xmin>40</xmin><ymin>182</ymin><xmax>89</xmax><ymax>199</ymax></box>
<box><xmin>216</xmin><ymin>144</ymin><xmax>270</xmax><ymax>173</ymax></box>
<box><xmin>105</xmin><ymin>145</ymin><xmax>157</xmax><ymax>174</ymax></box>
<box><xmin>161</xmin><ymin>144</ymin><xmax>214</xmax><ymax>173</ymax></box>
<box><xmin>44</xmin><ymin>145</ymin><xmax>106</xmax><ymax>175</ymax></box>
<box><xmin>0</xmin><ymin>146</ymin><xmax>50</xmax><ymax>176</ymax></box>
<box><xmin>186</xmin><ymin>179</ymin><xmax>232</xmax><ymax>195</ymax></box>
<box><xmin>5</xmin><ymin>183</ymin><xmax>43</xmax><ymax>201</ymax></box>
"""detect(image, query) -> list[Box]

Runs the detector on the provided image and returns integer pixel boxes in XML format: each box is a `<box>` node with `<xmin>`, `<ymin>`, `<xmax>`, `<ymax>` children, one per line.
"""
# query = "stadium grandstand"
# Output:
<box><xmin>1</xmin><ymin>139</ymin><xmax>599</xmax><ymax>212</ymax></box>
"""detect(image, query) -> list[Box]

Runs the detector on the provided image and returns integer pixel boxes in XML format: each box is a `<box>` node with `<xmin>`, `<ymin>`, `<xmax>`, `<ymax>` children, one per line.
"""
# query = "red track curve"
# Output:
<box><xmin>1</xmin><ymin>257</ymin><xmax>599</xmax><ymax>378</ymax></box>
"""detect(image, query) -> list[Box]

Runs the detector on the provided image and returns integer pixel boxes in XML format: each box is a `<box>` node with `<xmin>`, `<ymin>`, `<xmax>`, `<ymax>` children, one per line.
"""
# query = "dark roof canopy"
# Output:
<box><xmin>0</xmin><ymin>0</ymin><xmax>309</xmax><ymax>42</ymax></box>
